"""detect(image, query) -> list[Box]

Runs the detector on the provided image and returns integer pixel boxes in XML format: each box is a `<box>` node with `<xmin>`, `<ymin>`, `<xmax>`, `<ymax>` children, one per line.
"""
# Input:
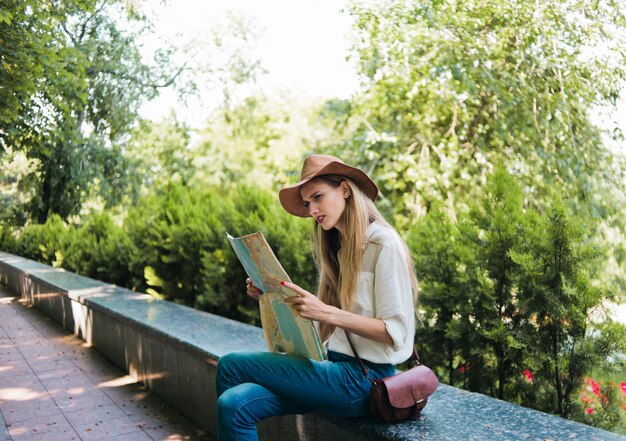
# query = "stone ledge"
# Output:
<box><xmin>0</xmin><ymin>253</ymin><xmax>264</xmax><ymax>359</ymax></box>
<box><xmin>0</xmin><ymin>251</ymin><xmax>623</xmax><ymax>441</ymax></box>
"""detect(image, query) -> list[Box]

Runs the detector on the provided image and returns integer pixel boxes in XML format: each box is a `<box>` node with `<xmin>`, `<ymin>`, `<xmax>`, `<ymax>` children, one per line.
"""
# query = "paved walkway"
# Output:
<box><xmin>0</xmin><ymin>287</ymin><xmax>213</xmax><ymax>441</ymax></box>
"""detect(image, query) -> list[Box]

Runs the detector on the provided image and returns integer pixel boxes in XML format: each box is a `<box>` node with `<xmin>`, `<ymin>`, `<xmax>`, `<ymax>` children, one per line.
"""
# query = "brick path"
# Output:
<box><xmin>0</xmin><ymin>287</ymin><xmax>213</xmax><ymax>441</ymax></box>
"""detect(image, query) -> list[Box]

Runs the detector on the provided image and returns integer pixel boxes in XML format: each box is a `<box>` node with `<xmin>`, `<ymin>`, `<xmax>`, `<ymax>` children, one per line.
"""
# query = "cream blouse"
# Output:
<box><xmin>326</xmin><ymin>221</ymin><xmax>416</xmax><ymax>365</ymax></box>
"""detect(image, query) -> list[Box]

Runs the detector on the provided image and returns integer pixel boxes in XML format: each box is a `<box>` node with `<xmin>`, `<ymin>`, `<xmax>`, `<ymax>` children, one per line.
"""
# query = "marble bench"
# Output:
<box><xmin>0</xmin><ymin>251</ymin><xmax>623</xmax><ymax>441</ymax></box>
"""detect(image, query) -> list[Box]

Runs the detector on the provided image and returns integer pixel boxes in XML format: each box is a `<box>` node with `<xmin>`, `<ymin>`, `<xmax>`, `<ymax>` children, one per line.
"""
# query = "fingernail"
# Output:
<box><xmin>280</xmin><ymin>281</ymin><xmax>285</xmax><ymax>286</ymax></box>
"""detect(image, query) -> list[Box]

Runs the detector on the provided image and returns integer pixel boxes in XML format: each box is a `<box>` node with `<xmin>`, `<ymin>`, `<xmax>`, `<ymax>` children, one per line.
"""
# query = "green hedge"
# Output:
<box><xmin>124</xmin><ymin>182</ymin><xmax>315</xmax><ymax>324</ymax></box>
<box><xmin>407</xmin><ymin>168</ymin><xmax>626</xmax><ymax>430</ymax></box>
<box><xmin>62</xmin><ymin>213</ymin><xmax>138</xmax><ymax>288</ymax></box>
<box><xmin>14</xmin><ymin>214</ymin><xmax>69</xmax><ymax>266</ymax></box>
<box><xmin>2</xmin><ymin>182</ymin><xmax>315</xmax><ymax>326</ymax></box>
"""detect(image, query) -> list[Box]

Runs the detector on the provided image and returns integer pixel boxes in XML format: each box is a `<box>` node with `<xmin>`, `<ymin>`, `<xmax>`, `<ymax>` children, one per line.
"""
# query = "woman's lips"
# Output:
<box><xmin>316</xmin><ymin>215</ymin><xmax>325</xmax><ymax>224</ymax></box>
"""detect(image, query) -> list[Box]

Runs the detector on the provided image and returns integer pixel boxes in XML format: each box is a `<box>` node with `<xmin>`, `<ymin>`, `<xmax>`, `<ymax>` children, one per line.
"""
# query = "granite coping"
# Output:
<box><xmin>334</xmin><ymin>383</ymin><xmax>625</xmax><ymax>440</ymax></box>
<box><xmin>1</xmin><ymin>251</ymin><xmax>624</xmax><ymax>441</ymax></box>
<box><xmin>0</xmin><ymin>252</ymin><xmax>266</xmax><ymax>360</ymax></box>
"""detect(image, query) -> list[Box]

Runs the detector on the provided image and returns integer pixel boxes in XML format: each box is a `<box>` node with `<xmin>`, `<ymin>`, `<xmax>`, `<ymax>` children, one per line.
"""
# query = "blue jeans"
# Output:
<box><xmin>216</xmin><ymin>350</ymin><xmax>395</xmax><ymax>441</ymax></box>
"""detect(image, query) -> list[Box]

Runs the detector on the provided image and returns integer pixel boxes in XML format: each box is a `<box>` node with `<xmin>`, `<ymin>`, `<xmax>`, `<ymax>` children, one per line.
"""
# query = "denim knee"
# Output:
<box><xmin>216</xmin><ymin>352</ymin><xmax>241</xmax><ymax>395</ymax></box>
<box><xmin>217</xmin><ymin>352</ymin><xmax>246</xmax><ymax>375</ymax></box>
<box><xmin>216</xmin><ymin>387</ymin><xmax>239</xmax><ymax>422</ymax></box>
<box><xmin>217</xmin><ymin>352</ymin><xmax>236</xmax><ymax>372</ymax></box>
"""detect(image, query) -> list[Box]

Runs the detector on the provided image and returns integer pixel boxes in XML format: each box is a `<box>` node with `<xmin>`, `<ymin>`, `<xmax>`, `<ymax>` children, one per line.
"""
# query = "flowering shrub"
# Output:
<box><xmin>523</xmin><ymin>369</ymin><xmax>534</xmax><ymax>383</ymax></box>
<box><xmin>578</xmin><ymin>377</ymin><xmax>626</xmax><ymax>430</ymax></box>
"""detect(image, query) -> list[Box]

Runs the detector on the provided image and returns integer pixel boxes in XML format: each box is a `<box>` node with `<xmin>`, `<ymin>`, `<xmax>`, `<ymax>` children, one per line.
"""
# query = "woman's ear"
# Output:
<box><xmin>340</xmin><ymin>181</ymin><xmax>351</xmax><ymax>199</ymax></box>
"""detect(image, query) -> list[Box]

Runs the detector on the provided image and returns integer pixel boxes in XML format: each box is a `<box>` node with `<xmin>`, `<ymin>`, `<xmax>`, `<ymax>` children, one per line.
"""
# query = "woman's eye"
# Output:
<box><xmin>304</xmin><ymin>194</ymin><xmax>321</xmax><ymax>208</ymax></box>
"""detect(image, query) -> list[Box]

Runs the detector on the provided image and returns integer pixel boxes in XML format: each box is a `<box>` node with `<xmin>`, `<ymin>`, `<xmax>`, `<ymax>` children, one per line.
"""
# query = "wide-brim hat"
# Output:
<box><xmin>279</xmin><ymin>154</ymin><xmax>379</xmax><ymax>217</ymax></box>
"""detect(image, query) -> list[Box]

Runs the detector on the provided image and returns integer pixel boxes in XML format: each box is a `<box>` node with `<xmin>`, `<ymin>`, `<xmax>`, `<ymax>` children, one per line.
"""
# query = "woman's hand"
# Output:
<box><xmin>281</xmin><ymin>281</ymin><xmax>334</xmax><ymax>323</ymax></box>
<box><xmin>246</xmin><ymin>278</ymin><xmax>263</xmax><ymax>300</ymax></box>
<box><xmin>282</xmin><ymin>280</ymin><xmax>394</xmax><ymax>346</ymax></box>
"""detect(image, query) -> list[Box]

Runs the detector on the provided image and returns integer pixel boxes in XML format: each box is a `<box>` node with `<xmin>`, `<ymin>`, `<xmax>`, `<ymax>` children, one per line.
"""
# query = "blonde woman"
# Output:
<box><xmin>216</xmin><ymin>154</ymin><xmax>418</xmax><ymax>441</ymax></box>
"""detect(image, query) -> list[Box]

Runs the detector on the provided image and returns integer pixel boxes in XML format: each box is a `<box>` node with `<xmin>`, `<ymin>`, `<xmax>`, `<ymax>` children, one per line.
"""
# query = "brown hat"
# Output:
<box><xmin>279</xmin><ymin>154</ymin><xmax>379</xmax><ymax>217</ymax></box>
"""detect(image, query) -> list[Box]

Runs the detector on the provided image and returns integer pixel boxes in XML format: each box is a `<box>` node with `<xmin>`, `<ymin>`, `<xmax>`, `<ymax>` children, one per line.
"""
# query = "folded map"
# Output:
<box><xmin>227</xmin><ymin>231</ymin><xmax>327</xmax><ymax>361</ymax></box>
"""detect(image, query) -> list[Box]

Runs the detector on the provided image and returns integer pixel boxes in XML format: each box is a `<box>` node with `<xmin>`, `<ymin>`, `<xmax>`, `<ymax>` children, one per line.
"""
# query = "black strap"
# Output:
<box><xmin>344</xmin><ymin>330</ymin><xmax>421</xmax><ymax>378</ymax></box>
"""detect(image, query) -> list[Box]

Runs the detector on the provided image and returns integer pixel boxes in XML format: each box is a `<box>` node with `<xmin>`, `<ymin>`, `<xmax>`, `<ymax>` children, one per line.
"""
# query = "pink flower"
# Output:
<box><xmin>523</xmin><ymin>369</ymin><xmax>534</xmax><ymax>383</ymax></box>
<box><xmin>591</xmin><ymin>379</ymin><xmax>601</xmax><ymax>397</ymax></box>
<box><xmin>459</xmin><ymin>365</ymin><xmax>466</xmax><ymax>374</ymax></box>
<box><xmin>586</xmin><ymin>408</ymin><xmax>594</xmax><ymax>415</ymax></box>
<box><xmin>586</xmin><ymin>378</ymin><xmax>601</xmax><ymax>396</ymax></box>
<box><xmin>621</xmin><ymin>382</ymin><xmax>626</xmax><ymax>397</ymax></box>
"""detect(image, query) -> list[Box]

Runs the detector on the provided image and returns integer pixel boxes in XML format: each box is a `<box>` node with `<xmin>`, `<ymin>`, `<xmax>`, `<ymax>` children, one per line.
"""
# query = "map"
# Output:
<box><xmin>227</xmin><ymin>232</ymin><xmax>327</xmax><ymax>361</ymax></box>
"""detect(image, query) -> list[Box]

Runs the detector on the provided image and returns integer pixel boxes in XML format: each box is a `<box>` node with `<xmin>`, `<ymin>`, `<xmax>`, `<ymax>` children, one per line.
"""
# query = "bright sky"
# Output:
<box><xmin>139</xmin><ymin>0</ymin><xmax>359</xmax><ymax>127</ymax></box>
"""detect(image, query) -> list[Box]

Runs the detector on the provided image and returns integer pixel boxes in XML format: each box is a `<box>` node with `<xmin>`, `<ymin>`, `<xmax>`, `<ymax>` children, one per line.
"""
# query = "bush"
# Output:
<box><xmin>124</xmin><ymin>182</ymin><xmax>315</xmax><ymax>324</ymax></box>
<box><xmin>4</xmin><ymin>182</ymin><xmax>316</xmax><ymax>328</ymax></box>
<box><xmin>7</xmin><ymin>174</ymin><xmax>621</xmax><ymax>432</ymax></box>
<box><xmin>16</xmin><ymin>214</ymin><xmax>69</xmax><ymax>266</ymax></box>
<box><xmin>0</xmin><ymin>223</ymin><xmax>18</xmax><ymax>254</ymax></box>
<box><xmin>408</xmin><ymin>168</ymin><xmax>626</xmax><ymax>431</ymax></box>
<box><xmin>62</xmin><ymin>212</ymin><xmax>139</xmax><ymax>287</ymax></box>
<box><xmin>575</xmin><ymin>376</ymin><xmax>626</xmax><ymax>433</ymax></box>
<box><xmin>200</xmin><ymin>184</ymin><xmax>315</xmax><ymax>324</ymax></box>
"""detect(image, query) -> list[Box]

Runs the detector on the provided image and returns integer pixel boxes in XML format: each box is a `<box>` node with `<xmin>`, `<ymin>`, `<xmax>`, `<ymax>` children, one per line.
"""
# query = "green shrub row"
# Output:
<box><xmin>0</xmin><ymin>182</ymin><xmax>315</xmax><ymax>325</ymax></box>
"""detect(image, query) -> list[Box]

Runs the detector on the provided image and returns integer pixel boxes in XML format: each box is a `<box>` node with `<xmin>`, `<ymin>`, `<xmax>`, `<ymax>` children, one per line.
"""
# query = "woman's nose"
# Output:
<box><xmin>309</xmin><ymin>205</ymin><xmax>318</xmax><ymax>216</ymax></box>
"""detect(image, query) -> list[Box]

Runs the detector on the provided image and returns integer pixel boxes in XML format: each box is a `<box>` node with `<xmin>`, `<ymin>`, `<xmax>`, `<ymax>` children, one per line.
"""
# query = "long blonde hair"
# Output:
<box><xmin>311</xmin><ymin>175</ymin><xmax>419</xmax><ymax>342</ymax></box>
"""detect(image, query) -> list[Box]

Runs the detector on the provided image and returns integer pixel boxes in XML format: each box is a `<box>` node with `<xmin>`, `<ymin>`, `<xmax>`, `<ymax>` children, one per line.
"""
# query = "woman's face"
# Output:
<box><xmin>299</xmin><ymin>179</ymin><xmax>349</xmax><ymax>232</ymax></box>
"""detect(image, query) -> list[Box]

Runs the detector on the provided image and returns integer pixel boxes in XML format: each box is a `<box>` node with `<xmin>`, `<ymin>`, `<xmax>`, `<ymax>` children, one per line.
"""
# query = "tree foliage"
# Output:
<box><xmin>1</xmin><ymin>0</ymin><xmax>179</xmax><ymax>223</ymax></box>
<box><xmin>343</xmin><ymin>0</ymin><xmax>626</xmax><ymax>219</ymax></box>
<box><xmin>411</xmin><ymin>168</ymin><xmax>625</xmax><ymax>426</ymax></box>
<box><xmin>0</xmin><ymin>0</ymin><xmax>58</xmax><ymax>147</ymax></box>
<box><xmin>125</xmin><ymin>114</ymin><xmax>193</xmax><ymax>194</ymax></box>
<box><xmin>192</xmin><ymin>93</ymin><xmax>342</xmax><ymax>193</ymax></box>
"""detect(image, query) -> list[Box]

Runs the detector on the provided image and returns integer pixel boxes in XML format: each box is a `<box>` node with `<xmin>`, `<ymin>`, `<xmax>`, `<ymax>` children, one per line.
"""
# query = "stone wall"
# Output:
<box><xmin>1</xmin><ymin>251</ymin><xmax>622</xmax><ymax>441</ymax></box>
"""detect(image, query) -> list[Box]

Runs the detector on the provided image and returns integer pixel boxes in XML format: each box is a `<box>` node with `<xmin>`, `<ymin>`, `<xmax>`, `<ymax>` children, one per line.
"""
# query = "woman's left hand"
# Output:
<box><xmin>281</xmin><ymin>281</ymin><xmax>333</xmax><ymax>323</ymax></box>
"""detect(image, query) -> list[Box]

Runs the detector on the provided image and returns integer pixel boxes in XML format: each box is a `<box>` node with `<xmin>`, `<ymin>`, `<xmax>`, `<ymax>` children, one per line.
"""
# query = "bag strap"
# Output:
<box><xmin>344</xmin><ymin>330</ymin><xmax>369</xmax><ymax>377</ymax></box>
<box><xmin>344</xmin><ymin>331</ymin><xmax>421</xmax><ymax>377</ymax></box>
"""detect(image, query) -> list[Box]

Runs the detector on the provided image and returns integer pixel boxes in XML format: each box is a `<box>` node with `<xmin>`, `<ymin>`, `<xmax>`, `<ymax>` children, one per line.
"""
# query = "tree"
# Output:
<box><xmin>0</xmin><ymin>148</ymin><xmax>35</xmax><ymax>226</ymax></box>
<box><xmin>411</xmin><ymin>168</ymin><xmax>530</xmax><ymax>400</ymax></box>
<box><xmin>125</xmin><ymin>113</ymin><xmax>193</xmax><ymax>195</ymax></box>
<box><xmin>512</xmin><ymin>199</ymin><xmax>626</xmax><ymax>419</ymax></box>
<box><xmin>462</xmin><ymin>168</ymin><xmax>528</xmax><ymax>400</ymax></box>
<box><xmin>342</xmin><ymin>0</ymin><xmax>626</xmax><ymax>219</ymax></box>
<box><xmin>1</xmin><ymin>0</ymin><xmax>181</xmax><ymax>223</ymax></box>
<box><xmin>0</xmin><ymin>0</ymin><xmax>57</xmax><ymax>150</ymax></box>
<box><xmin>192</xmin><ymin>92</ymin><xmax>341</xmax><ymax>193</ymax></box>
<box><xmin>408</xmin><ymin>206</ymin><xmax>479</xmax><ymax>387</ymax></box>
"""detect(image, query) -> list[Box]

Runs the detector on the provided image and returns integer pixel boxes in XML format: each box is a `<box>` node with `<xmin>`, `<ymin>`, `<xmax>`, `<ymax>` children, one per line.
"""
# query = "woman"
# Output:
<box><xmin>216</xmin><ymin>154</ymin><xmax>418</xmax><ymax>441</ymax></box>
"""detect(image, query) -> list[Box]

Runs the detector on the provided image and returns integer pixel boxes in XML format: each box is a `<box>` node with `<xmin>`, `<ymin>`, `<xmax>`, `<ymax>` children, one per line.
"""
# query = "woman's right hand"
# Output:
<box><xmin>246</xmin><ymin>278</ymin><xmax>263</xmax><ymax>300</ymax></box>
